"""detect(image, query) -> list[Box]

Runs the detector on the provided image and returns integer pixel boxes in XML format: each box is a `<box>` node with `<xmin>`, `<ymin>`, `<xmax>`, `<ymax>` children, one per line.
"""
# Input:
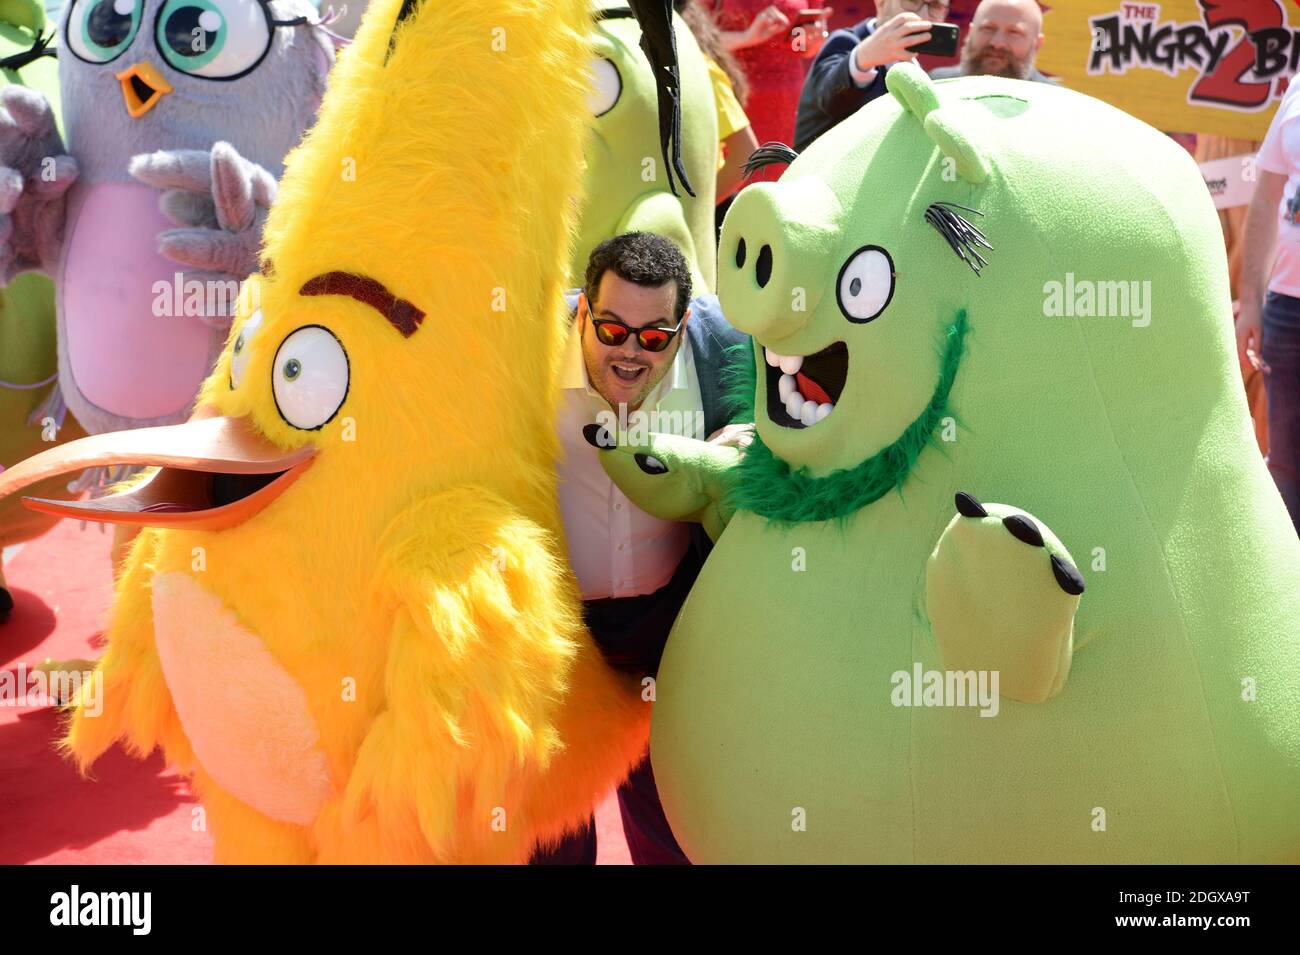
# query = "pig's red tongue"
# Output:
<box><xmin>796</xmin><ymin>372</ymin><xmax>831</xmax><ymax>406</ymax></box>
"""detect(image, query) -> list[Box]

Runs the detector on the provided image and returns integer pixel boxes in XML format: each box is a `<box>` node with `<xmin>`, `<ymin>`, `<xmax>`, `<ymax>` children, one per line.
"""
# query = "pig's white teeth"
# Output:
<box><xmin>784</xmin><ymin>391</ymin><xmax>804</xmax><ymax>420</ymax></box>
<box><xmin>765</xmin><ymin>347</ymin><xmax>804</xmax><ymax>375</ymax></box>
<box><xmin>780</xmin><ymin>385</ymin><xmax>835</xmax><ymax>427</ymax></box>
<box><xmin>768</xmin><ymin>349</ymin><xmax>836</xmax><ymax>427</ymax></box>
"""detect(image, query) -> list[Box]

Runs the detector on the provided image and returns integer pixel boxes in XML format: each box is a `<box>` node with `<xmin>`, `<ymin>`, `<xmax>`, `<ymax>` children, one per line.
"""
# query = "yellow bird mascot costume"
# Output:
<box><xmin>0</xmin><ymin>0</ymin><xmax>651</xmax><ymax>862</ymax></box>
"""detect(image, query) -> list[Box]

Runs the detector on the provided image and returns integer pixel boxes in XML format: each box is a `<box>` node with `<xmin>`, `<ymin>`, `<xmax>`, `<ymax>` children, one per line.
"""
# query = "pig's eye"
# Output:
<box><xmin>837</xmin><ymin>246</ymin><xmax>895</xmax><ymax>323</ymax></box>
<box><xmin>587</xmin><ymin>58</ymin><xmax>621</xmax><ymax>116</ymax></box>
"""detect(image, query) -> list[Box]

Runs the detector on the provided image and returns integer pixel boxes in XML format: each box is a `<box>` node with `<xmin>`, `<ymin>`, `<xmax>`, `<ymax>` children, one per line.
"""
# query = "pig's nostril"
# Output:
<box><xmin>756</xmin><ymin>244</ymin><xmax>772</xmax><ymax>288</ymax></box>
<box><xmin>735</xmin><ymin>237</ymin><xmax>747</xmax><ymax>269</ymax></box>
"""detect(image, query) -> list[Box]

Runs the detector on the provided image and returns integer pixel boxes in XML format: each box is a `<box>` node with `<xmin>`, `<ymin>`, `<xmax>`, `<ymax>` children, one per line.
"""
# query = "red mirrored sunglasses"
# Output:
<box><xmin>589</xmin><ymin>315</ymin><xmax>684</xmax><ymax>353</ymax></box>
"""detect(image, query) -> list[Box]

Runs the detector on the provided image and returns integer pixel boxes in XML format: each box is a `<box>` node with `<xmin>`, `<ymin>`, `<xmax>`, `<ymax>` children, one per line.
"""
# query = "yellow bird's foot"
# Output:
<box><xmin>33</xmin><ymin>657</ymin><xmax>101</xmax><ymax>705</ymax></box>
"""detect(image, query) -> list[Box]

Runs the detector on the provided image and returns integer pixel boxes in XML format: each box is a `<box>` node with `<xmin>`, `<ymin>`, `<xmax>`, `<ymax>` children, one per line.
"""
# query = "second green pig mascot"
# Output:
<box><xmin>574</xmin><ymin>1</ymin><xmax>717</xmax><ymax>292</ymax></box>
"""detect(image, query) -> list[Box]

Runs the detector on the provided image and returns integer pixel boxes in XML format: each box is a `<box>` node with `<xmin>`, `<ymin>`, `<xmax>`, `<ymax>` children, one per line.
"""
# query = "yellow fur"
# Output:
<box><xmin>65</xmin><ymin>0</ymin><xmax>649</xmax><ymax>862</ymax></box>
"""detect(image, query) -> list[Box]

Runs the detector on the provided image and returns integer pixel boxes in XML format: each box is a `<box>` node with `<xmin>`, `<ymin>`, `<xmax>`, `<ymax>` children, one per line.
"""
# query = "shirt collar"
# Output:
<box><xmin>561</xmin><ymin>316</ymin><xmax>593</xmax><ymax>393</ymax></box>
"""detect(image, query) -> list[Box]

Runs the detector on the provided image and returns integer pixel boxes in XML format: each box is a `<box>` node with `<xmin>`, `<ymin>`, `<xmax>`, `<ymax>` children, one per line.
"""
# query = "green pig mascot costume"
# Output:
<box><xmin>576</xmin><ymin>1</ymin><xmax>717</xmax><ymax>292</ymax></box>
<box><xmin>588</xmin><ymin>63</ymin><xmax>1300</xmax><ymax>863</ymax></box>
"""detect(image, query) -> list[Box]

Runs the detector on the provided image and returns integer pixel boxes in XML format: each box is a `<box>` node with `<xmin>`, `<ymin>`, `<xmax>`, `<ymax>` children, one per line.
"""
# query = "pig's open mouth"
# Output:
<box><xmin>762</xmin><ymin>342</ymin><xmax>848</xmax><ymax>429</ymax></box>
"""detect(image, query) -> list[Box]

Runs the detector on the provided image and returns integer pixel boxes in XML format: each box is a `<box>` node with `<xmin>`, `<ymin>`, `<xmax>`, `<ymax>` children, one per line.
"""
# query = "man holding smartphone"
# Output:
<box><xmin>793</xmin><ymin>0</ymin><xmax>950</xmax><ymax>151</ymax></box>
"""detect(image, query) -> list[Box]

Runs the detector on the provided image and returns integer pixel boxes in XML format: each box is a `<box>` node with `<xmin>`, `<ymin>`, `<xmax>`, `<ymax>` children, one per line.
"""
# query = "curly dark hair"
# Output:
<box><xmin>583</xmin><ymin>232</ymin><xmax>693</xmax><ymax>324</ymax></box>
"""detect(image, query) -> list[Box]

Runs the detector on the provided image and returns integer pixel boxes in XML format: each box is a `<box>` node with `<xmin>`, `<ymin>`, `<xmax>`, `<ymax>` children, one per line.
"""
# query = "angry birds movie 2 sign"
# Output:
<box><xmin>1040</xmin><ymin>0</ymin><xmax>1300</xmax><ymax>138</ymax></box>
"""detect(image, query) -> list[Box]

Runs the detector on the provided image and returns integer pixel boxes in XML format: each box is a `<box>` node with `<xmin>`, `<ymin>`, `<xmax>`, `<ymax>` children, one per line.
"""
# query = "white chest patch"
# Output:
<box><xmin>152</xmin><ymin>573</ymin><xmax>332</xmax><ymax>826</ymax></box>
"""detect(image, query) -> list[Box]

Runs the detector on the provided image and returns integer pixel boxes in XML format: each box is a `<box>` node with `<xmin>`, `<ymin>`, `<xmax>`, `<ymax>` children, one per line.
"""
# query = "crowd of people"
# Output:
<box><xmin>677</xmin><ymin>0</ymin><xmax>1049</xmax><ymax>175</ymax></box>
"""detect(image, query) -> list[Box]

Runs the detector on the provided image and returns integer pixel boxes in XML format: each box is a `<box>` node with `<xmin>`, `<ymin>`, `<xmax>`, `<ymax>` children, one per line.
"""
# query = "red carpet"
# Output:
<box><xmin>0</xmin><ymin>520</ymin><xmax>630</xmax><ymax>864</ymax></box>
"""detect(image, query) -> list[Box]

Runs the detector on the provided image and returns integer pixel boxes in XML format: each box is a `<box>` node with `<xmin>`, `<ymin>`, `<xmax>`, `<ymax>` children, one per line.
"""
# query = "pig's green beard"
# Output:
<box><xmin>726</xmin><ymin>311</ymin><xmax>967</xmax><ymax>524</ymax></box>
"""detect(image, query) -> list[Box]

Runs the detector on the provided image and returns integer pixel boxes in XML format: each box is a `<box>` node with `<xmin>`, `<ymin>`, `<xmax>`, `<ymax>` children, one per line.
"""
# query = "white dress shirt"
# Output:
<box><xmin>848</xmin><ymin>18</ymin><xmax>880</xmax><ymax>87</ymax></box>
<box><xmin>556</xmin><ymin>318</ymin><xmax>704</xmax><ymax>600</ymax></box>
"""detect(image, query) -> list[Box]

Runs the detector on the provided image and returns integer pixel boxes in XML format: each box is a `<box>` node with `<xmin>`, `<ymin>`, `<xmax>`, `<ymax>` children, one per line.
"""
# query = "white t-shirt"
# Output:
<box><xmin>1257</xmin><ymin>80</ymin><xmax>1300</xmax><ymax>296</ymax></box>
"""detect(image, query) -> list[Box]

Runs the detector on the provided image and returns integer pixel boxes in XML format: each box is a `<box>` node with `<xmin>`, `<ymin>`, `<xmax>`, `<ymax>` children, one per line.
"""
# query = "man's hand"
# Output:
<box><xmin>1237</xmin><ymin>167</ymin><xmax>1286</xmax><ymax>376</ymax></box>
<box><xmin>853</xmin><ymin>12</ymin><xmax>932</xmax><ymax>73</ymax></box>
<box><xmin>707</xmin><ymin>423</ymin><xmax>755</xmax><ymax>449</ymax></box>
<box><xmin>1236</xmin><ymin>296</ymin><xmax>1270</xmax><ymax>375</ymax></box>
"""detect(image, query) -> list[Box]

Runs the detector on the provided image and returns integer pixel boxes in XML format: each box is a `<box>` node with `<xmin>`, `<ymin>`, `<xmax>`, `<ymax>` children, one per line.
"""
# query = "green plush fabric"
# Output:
<box><xmin>595</xmin><ymin>430</ymin><xmax>741</xmax><ymax>542</ymax></box>
<box><xmin>629</xmin><ymin>63</ymin><xmax>1300</xmax><ymax>863</ymax></box>
<box><xmin>0</xmin><ymin>15</ymin><xmax>83</xmax><ymax>550</ymax></box>
<box><xmin>726</xmin><ymin>312</ymin><xmax>966</xmax><ymax>524</ymax></box>
<box><xmin>573</xmin><ymin>3</ymin><xmax>717</xmax><ymax>292</ymax></box>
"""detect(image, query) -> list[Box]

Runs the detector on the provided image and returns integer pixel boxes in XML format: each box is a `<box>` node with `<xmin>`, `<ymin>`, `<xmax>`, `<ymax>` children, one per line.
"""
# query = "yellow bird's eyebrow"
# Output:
<box><xmin>299</xmin><ymin>271</ymin><xmax>425</xmax><ymax>338</ymax></box>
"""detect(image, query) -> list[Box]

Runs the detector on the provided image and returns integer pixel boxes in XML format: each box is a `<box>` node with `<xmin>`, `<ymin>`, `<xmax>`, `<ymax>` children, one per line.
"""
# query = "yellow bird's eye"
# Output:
<box><xmin>229</xmin><ymin>307</ymin><xmax>263</xmax><ymax>389</ymax></box>
<box><xmin>271</xmin><ymin>325</ymin><xmax>350</xmax><ymax>431</ymax></box>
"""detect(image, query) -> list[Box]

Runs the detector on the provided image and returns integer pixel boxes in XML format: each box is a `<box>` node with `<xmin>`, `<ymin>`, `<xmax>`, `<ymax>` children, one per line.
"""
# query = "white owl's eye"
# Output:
<box><xmin>837</xmin><ymin>246</ymin><xmax>896</xmax><ymax>324</ymax></box>
<box><xmin>65</xmin><ymin>0</ymin><xmax>144</xmax><ymax>64</ymax></box>
<box><xmin>587</xmin><ymin>58</ymin><xmax>622</xmax><ymax>117</ymax></box>
<box><xmin>155</xmin><ymin>0</ymin><xmax>273</xmax><ymax>80</ymax></box>
<box><xmin>272</xmin><ymin>326</ymin><xmax>349</xmax><ymax>431</ymax></box>
<box><xmin>229</xmin><ymin>308</ymin><xmax>263</xmax><ymax>390</ymax></box>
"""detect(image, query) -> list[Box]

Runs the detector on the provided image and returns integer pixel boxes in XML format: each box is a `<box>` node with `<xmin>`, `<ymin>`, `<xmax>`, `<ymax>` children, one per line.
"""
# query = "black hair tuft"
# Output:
<box><xmin>743</xmin><ymin>142</ymin><xmax>799</xmax><ymax>180</ymax></box>
<box><xmin>925</xmin><ymin>201</ymin><xmax>992</xmax><ymax>275</ymax></box>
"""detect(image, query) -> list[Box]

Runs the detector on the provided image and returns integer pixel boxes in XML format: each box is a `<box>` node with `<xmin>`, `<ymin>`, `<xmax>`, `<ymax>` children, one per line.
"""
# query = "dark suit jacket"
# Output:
<box><xmin>793</xmin><ymin>18</ymin><xmax>889</xmax><ymax>152</ymax></box>
<box><xmin>683</xmin><ymin>293</ymin><xmax>750</xmax><ymax>436</ymax></box>
<box><xmin>929</xmin><ymin>64</ymin><xmax>1059</xmax><ymax>83</ymax></box>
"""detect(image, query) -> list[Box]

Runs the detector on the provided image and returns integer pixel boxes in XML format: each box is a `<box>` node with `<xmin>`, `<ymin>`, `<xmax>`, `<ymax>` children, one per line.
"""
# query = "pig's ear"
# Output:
<box><xmin>887</xmin><ymin>61</ymin><xmax>941</xmax><ymax>120</ymax></box>
<box><xmin>887</xmin><ymin>63</ymin><xmax>990</xmax><ymax>185</ymax></box>
<box><xmin>924</xmin><ymin>109</ymin><xmax>990</xmax><ymax>184</ymax></box>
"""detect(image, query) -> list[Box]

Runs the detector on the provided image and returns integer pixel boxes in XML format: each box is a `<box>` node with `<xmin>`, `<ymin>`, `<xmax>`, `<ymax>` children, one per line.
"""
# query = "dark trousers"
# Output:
<box><xmin>530</xmin><ymin>543</ymin><xmax>705</xmax><ymax>865</ymax></box>
<box><xmin>1264</xmin><ymin>292</ymin><xmax>1300</xmax><ymax>533</ymax></box>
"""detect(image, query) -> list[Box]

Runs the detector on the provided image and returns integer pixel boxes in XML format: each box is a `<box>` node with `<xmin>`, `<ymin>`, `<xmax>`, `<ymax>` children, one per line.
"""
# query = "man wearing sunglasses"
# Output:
<box><xmin>793</xmin><ymin>0</ymin><xmax>950</xmax><ymax>151</ymax></box>
<box><xmin>537</xmin><ymin>231</ymin><xmax>748</xmax><ymax>865</ymax></box>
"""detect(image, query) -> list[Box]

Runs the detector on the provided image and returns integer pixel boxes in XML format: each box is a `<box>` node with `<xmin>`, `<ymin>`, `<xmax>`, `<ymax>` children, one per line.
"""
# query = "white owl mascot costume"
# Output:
<box><xmin>0</xmin><ymin>0</ymin><xmax>340</xmax><ymax>449</ymax></box>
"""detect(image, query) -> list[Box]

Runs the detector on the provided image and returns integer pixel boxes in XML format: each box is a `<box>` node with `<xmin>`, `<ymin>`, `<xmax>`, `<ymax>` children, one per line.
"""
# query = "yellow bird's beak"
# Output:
<box><xmin>115</xmin><ymin>62</ymin><xmax>173</xmax><ymax>119</ymax></box>
<box><xmin>0</xmin><ymin>412</ymin><xmax>314</xmax><ymax>531</ymax></box>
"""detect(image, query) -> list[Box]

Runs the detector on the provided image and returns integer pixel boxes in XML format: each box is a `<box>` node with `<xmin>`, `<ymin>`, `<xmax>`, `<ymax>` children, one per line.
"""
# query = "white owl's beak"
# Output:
<box><xmin>115</xmin><ymin>62</ymin><xmax>173</xmax><ymax>119</ymax></box>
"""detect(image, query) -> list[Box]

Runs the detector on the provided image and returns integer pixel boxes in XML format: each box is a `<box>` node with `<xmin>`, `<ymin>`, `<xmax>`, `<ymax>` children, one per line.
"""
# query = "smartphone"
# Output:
<box><xmin>908</xmin><ymin>23</ymin><xmax>960</xmax><ymax>58</ymax></box>
<box><xmin>789</xmin><ymin>9</ymin><xmax>827</xmax><ymax>30</ymax></box>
